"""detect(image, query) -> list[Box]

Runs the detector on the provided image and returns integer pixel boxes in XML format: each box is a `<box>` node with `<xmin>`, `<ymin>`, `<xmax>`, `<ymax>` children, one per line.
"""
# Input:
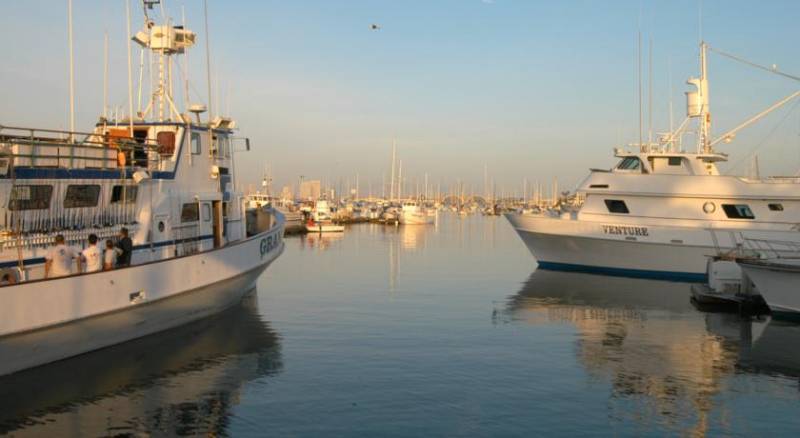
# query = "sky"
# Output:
<box><xmin>1</xmin><ymin>0</ymin><xmax>799</xmax><ymax>197</ymax></box>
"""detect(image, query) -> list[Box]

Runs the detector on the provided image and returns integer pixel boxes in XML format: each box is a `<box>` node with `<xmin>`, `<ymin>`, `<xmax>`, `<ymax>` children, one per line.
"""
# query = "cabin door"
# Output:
<box><xmin>212</xmin><ymin>200</ymin><xmax>223</xmax><ymax>248</ymax></box>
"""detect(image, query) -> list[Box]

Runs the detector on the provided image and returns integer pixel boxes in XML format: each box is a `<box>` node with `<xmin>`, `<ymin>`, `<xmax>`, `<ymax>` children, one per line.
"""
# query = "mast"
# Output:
<box><xmin>686</xmin><ymin>42</ymin><xmax>711</xmax><ymax>153</ymax></box>
<box><xmin>398</xmin><ymin>159</ymin><xmax>402</xmax><ymax>200</ymax></box>
<box><xmin>699</xmin><ymin>41</ymin><xmax>711</xmax><ymax>153</ymax></box>
<box><xmin>389</xmin><ymin>140</ymin><xmax>396</xmax><ymax>201</ymax></box>
<box><xmin>125</xmin><ymin>0</ymin><xmax>134</xmax><ymax>134</ymax></box>
<box><xmin>637</xmin><ymin>31</ymin><xmax>643</xmax><ymax>151</ymax></box>
<box><xmin>103</xmin><ymin>31</ymin><xmax>109</xmax><ymax>119</ymax></box>
<box><xmin>67</xmin><ymin>0</ymin><xmax>75</xmax><ymax>140</ymax></box>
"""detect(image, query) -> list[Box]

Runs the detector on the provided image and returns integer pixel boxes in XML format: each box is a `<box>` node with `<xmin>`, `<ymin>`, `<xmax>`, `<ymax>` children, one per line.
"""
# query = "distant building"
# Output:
<box><xmin>299</xmin><ymin>180</ymin><xmax>321</xmax><ymax>201</ymax></box>
<box><xmin>280</xmin><ymin>185</ymin><xmax>293</xmax><ymax>201</ymax></box>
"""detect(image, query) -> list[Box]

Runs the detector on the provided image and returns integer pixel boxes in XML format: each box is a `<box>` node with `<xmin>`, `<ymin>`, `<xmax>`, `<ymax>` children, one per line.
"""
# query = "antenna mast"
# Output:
<box><xmin>67</xmin><ymin>0</ymin><xmax>75</xmax><ymax>140</ymax></box>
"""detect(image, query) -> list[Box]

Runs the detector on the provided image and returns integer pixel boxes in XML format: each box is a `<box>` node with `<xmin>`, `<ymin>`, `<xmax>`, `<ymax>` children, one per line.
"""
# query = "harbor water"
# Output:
<box><xmin>2</xmin><ymin>214</ymin><xmax>800</xmax><ymax>436</ymax></box>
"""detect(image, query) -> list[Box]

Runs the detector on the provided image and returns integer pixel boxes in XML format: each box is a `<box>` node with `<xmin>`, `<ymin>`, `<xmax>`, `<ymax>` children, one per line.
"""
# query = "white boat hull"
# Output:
<box><xmin>0</xmin><ymin>224</ymin><xmax>284</xmax><ymax>377</ymax></box>
<box><xmin>503</xmin><ymin>213</ymin><xmax>798</xmax><ymax>282</ymax></box>
<box><xmin>740</xmin><ymin>260</ymin><xmax>800</xmax><ymax>319</ymax></box>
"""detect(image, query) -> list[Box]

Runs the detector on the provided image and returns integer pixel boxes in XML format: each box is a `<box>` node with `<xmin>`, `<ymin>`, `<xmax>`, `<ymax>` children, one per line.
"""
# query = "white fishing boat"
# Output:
<box><xmin>506</xmin><ymin>42</ymin><xmax>800</xmax><ymax>281</ymax></box>
<box><xmin>0</xmin><ymin>3</ymin><xmax>284</xmax><ymax>376</ymax></box>
<box><xmin>399</xmin><ymin>200</ymin><xmax>434</xmax><ymax>225</ymax></box>
<box><xmin>305</xmin><ymin>200</ymin><xmax>344</xmax><ymax>233</ymax></box>
<box><xmin>737</xmin><ymin>239</ymin><xmax>800</xmax><ymax>321</ymax></box>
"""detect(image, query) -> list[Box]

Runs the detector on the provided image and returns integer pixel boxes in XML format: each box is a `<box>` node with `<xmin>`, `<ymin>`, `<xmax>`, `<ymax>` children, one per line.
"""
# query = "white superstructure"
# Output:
<box><xmin>0</xmin><ymin>2</ymin><xmax>284</xmax><ymax>376</ymax></box>
<box><xmin>507</xmin><ymin>42</ymin><xmax>800</xmax><ymax>281</ymax></box>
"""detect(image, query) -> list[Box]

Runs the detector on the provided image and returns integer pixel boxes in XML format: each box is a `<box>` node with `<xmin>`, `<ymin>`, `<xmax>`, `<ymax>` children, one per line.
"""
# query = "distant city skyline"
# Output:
<box><xmin>2</xmin><ymin>0</ymin><xmax>799</xmax><ymax>195</ymax></box>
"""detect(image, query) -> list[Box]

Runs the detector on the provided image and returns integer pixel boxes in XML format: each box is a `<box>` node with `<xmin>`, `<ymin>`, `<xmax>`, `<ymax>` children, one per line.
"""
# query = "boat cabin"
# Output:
<box><xmin>611</xmin><ymin>150</ymin><xmax>727</xmax><ymax>176</ymax></box>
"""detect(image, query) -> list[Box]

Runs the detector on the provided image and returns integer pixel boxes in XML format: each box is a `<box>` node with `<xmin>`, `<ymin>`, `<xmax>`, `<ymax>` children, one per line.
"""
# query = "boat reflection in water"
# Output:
<box><xmin>0</xmin><ymin>291</ymin><xmax>282</xmax><ymax>437</ymax></box>
<box><xmin>507</xmin><ymin>270</ymin><xmax>800</xmax><ymax>435</ymax></box>
<box><xmin>706</xmin><ymin>313</ymin><xmax>800</xmax><ymax>381</ymax></box>
<box><xmin>300</xmin><ymin>231</ymin><xmax>344</xmax><ymax>252</ymax></box>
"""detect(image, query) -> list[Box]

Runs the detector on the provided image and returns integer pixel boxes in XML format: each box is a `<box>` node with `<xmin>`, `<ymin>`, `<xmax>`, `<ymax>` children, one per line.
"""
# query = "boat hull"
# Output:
<box><xmin>740</xmin><ymin>261</ymin><xmax>800</xmax><ymax>320</ymax></box>
<box><xmin>0</xmin><ymin>225</ymin><xmax>284</xmax><ymax>377</ymax></box>
<box><xmin>505</xmin><ymin>213</ymin><xmax>720</xmax><ymax>282</ymax></box>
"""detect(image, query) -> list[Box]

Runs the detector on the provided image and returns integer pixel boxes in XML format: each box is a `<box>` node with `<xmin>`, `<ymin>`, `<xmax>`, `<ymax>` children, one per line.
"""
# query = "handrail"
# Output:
<box><xmin>741</xmin><ymin>237</ymin><xmax>800</xmax><ymax>259</ymax></box>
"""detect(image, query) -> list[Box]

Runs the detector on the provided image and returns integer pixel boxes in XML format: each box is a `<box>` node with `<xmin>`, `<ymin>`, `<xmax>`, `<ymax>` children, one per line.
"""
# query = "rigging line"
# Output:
<box><xmin>708</xmin><ymin>45</ymin><xmax>800</xmax><ymax>83</ymax></box>
<box><xmin>725</xmin><ymin>98</ymin><xmax>800</xmax><ymax>175</ymax></box>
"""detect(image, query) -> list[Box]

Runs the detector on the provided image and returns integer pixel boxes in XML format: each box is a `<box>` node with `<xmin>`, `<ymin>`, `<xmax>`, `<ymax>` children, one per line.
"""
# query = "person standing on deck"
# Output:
<box><xmin>81</xmin><ymin>234</ymin><xmax>102</xmax><ymax>273</ymax></box>
<box><xmin>116</xmin><ymin>227</ymin><xmax>133</xmax><ymax>267</ymax></box>
<box><xmin>104</xmin><ymin>239</ymin><xmax>122</xmax><ymax>271</ymax></box>
<box><xmin>44</xmin><ymin>235</ymin><xmax>81</xmax><ymax>278</ymax></box>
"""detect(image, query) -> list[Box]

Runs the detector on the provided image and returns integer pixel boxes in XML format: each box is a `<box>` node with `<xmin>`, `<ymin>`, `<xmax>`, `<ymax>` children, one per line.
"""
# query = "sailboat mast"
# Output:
<box><xmin>389</xmin><ymin>140</ymin><xmax>396</xmax><ymax>201</ymax></box>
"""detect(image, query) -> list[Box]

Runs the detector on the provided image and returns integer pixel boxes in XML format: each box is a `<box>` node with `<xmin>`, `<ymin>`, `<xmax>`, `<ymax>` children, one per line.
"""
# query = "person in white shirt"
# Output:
<box><xmin>44</xmin><ymin>235</ymin><xmax>81</xmax><ymax>278</ymax></box>
<box><xmin>104</xmin><ymin>239</ymin><xmax>123</xmax><ymax>271</ymax></box>
<box><xmin>81</xmin><ymin>234</ymin><xmax>103</xmax><ymax>273</ymax></box>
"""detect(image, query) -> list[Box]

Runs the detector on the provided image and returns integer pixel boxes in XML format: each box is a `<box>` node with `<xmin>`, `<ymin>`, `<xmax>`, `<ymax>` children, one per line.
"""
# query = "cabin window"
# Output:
<box><xmin>9</xmin><ymin>185</ymin><xmax>52</xmax><ymax>210</ymax></box>
<box><xmin>604</xmin><ymin>199</ymin><xmax>629</xmax><ymax>214</ymax></box>
<box><xmin>768</xmin><ymin>203</ymin><xmax>784</xmax><ymax>211</ymax></box>
<box><xmin>202</xmin><ymin>203</ymin><xmax>211</xmax><ymax>222</ymax></box>
<box><xmin>191</xmin><ymin>132</ymin><xmax>202</xmax><ymax>155</ymax></box>
<box><xmin>64</xmin><ymin>185</ymin><xmax>100</xmax><ymax>208</ymax></box>
<box><xmin>722</xmin><ymin>204</ymin><xmax>755</xmax><ymax>220</ymax></box>
<box><xmin>110</xmin><ymin>185</ymin><xmax>138</xmax><ymax>204</ymax></box>
<box><xmin>181</xmin><ymin>202</ymin><xmax>200</xmax><ymax>222</ymax></box>
<box><xmin>616</xmin><ymin>157</ymin><xmax>641</xmax><ymax>171</ymax></box>
<box><xmin>668</xmin><ymin>157</ymin><xmax>682</xmax><ymax>166</ymax></box>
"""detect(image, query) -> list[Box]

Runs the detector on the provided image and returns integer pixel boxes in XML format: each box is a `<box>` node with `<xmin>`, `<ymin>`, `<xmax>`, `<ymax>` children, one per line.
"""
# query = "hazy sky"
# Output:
<box><xmin>2</xmin><ymin>1</ymin><xmax>799</xmax><ymax>196</ymax></box>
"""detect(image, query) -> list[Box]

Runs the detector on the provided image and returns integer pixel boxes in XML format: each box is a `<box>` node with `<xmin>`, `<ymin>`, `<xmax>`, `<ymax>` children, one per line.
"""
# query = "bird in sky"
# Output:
<box><xmin>370</xmin><ymin>24</ymin><xmax>381</xmax><ymax>30</ymax></box>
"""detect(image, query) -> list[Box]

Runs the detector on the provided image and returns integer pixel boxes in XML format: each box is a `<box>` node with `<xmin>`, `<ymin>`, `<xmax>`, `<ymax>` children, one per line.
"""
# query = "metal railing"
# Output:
<box><xmin>741</xmin><ymin>238</ymin><xmax>800</xmax><ymax>260</ymax></box>
<box><xmin>0</xmin><ymin>124</ymin><xmax>166</xmax><ymax>171</ymax></box>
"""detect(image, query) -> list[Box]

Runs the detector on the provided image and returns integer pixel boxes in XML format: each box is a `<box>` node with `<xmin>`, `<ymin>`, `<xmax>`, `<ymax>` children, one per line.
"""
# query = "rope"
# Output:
<box><xmin>708</xmin><ymin>45</ymin><xmax>800</xmax><ymax>83</ymax></box>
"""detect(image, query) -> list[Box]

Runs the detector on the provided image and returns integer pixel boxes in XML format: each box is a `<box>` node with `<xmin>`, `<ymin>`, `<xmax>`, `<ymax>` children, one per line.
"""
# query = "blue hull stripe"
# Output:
<box><xmin>0</xmin><ymin>234</ymin><xmax>214</xmax><ymax>269</ymax></box>
<box><xmin>10</xmin><ymin>167</ymin><xmax>175</xmax><ymax>180</ymax></box>
<box><xmin>536</xmin><ymin>261</ymin><xmax>707</xmax><ymax>283</ymax></box>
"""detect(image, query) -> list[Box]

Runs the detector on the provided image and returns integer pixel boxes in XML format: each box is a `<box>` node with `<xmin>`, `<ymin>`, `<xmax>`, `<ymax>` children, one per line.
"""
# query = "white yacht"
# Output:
<box><xmin>0</xmin><ymin>4</ymin><xmax>284</xmax><ymax>376</ymax></box>
<box><xmin>507</xmin><ymin>42</ymin><xmax>800</xmax><ymax>281</ymax></box>
<box><xmin>399</xmin><ymin>200</ymin><xmax>434</xmax><ymax>225</ymax></box>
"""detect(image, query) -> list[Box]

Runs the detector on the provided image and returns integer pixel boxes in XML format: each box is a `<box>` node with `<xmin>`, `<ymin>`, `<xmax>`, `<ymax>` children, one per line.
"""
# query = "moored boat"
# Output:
<box><xmin>737</xmin><ymin>239</ymin><xmax>800</xmax><ymax>320</ymax></box>
<box><xmin>399</xmin><ymin>200</ymin><xmax>434</xmax><ymax>225</ymax></box>
<box><xmin>0</xmin><ymin>3</ymin><xmax>284</xmax><ymax>376</ymax></box>
<box><xmin>506</xmin><ymin>42</ymin><xmax>800</xmax><ymax>281</ymax></box>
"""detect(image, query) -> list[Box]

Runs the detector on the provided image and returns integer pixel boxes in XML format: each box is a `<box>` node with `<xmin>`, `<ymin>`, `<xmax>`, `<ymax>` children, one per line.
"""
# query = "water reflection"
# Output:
<box><xmin>706</xmin><ymin>314</ymin><xmax>800</xmax><ymax>383</ymax></box>
<box><xmin>300</xmin><ymin>231</ymin><xmax>344</xmax><ymax>252</ymax></box>
<box><xmin>0</xmin><ymin>291</ymin><xmax>282</xmax><ymax>437</ymax></box>
<box><xmin>507</xmin><ymin>270</ymin><xmax>738</xmax><ymax>436</ymax></box>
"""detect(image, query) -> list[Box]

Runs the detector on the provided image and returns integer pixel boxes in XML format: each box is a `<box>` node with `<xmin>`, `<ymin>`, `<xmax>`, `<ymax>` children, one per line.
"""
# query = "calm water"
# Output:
<box><xmin>2</xmin><ymin>215</ymin><xmax>800</xmax><ymax>436</ymax></box>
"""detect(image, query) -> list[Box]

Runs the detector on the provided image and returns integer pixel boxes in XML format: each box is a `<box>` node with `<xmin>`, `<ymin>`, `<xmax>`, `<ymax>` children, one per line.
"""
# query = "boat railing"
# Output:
<box><xmin>0</xmin><ymin>124</ymin><xmax>167</xmax><ymax>172</ymax></box>
<box><xmin>741</xmin><ymin>237</ymin><xmax>800</xmax><ymax>259</ymax></box>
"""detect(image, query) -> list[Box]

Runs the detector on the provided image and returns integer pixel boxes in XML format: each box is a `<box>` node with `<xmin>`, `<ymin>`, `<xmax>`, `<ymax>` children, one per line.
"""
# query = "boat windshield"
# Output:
<box><xmin>616</xmin><ymin>157</ymin><xmax>641</xmax><ymax>171</ymax></box>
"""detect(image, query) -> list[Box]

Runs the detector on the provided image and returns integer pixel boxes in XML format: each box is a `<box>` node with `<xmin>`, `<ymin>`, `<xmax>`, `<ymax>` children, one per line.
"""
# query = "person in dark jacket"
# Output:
<box><xmin>116</xmin><ymin>227</ymin><xmax>133</xmax><ymax>267</ymax></box>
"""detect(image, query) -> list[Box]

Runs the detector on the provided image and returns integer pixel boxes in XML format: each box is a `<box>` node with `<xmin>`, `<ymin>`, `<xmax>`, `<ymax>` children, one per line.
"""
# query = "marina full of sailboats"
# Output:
<box><xmin>506</xmin><ymin>41</ymin><xmax>800</xmax><ymax>282</ymax></box>
<box><xmin>0</xmin><ymin>1</ymin><xmax>284</xmax><ymax>376</ymax></box>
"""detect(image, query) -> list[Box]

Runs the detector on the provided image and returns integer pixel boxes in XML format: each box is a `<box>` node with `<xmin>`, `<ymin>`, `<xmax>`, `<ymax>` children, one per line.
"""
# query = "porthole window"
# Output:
<box><xmin>202</xmin><ymin>203</ymin><xmax>212</xmax><ymax>222</ymax></box>
<box><xmin>604</xmin><ymin>199</ymin><xmax>629</xmax><ymax>214</ymax></box>
<box><xmin>702</xmin><ymin>202</ymin><xmax>716</xmax><ymax>214</ymax></box>
<box><xmin>768</xmin><ymin>203</ymin><xmax>784</xmax><ymax>211</ymax></box>
<box><xmin>158</xmin><ymin>221</ymin><xmax>165</xmax><ymax>232</ymax></box>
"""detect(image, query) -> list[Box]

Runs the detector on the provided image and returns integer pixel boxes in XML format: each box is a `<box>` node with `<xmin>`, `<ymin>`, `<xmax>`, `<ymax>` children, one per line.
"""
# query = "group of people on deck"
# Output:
<box><xmin>43</xmin><ymin>228</ymin><xmax>133</xmax><ymax>278</ymax></box>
